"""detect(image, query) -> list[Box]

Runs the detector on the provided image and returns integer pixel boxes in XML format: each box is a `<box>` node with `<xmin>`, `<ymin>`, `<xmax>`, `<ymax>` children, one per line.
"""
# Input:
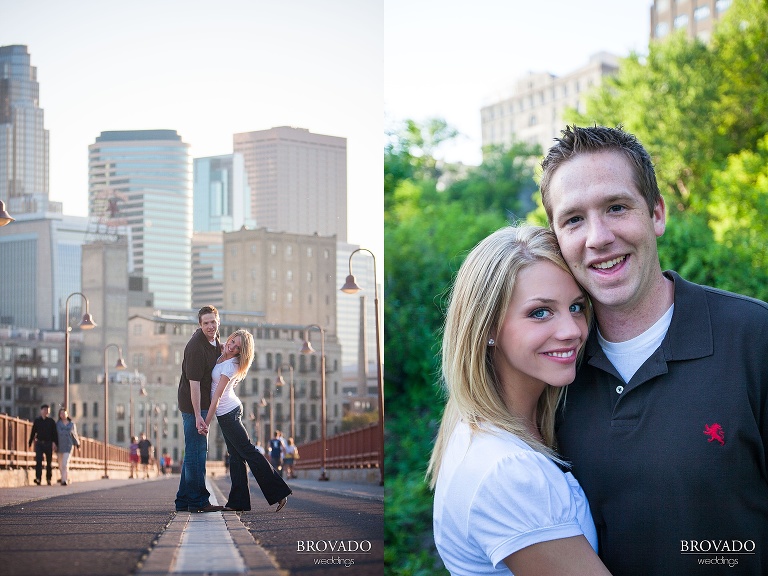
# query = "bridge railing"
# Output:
<box><xmin>294</xmin><ymin>423</ymin><xmax>380</xmax><ymax>471</ymax></box>
<box><xmin>0</xmin><ymin>413</ymin><xmax>131</xmax><ymax>473</ymax></box>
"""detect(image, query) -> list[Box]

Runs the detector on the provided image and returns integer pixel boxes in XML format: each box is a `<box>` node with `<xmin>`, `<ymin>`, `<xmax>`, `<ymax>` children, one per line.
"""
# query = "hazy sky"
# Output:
<box><xmin>384</xmin><ymin>0</ymin><xmax>651</xmax><ymax>164</ymax></box>
<box><xmin>2</xmin><ymin>0</ymin><xmax>384</xmax><ymax>257</ymax></box>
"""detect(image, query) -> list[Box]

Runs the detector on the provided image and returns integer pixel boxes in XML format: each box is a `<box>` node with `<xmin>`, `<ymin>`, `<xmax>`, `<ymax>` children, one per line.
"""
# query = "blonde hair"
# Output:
<box><xmin>228</xmin><ymin>329</ymin><xmax>255</xmax><ymax>382</ymax></box>
<box><xmin>426</xmin><ymin>225</ymin><xmax>591</xmax><ymax>489</ymax></box>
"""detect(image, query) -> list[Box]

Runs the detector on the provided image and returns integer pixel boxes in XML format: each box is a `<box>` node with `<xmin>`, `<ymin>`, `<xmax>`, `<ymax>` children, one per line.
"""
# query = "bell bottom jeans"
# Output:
<box><xmin>217</xmin><ymin>405</ymin><xmax>292</xmax><ymax>509</ymax></box>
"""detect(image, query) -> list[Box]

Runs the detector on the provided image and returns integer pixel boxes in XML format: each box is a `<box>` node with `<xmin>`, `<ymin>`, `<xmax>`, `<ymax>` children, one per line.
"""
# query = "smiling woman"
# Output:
<box><xmin>426</xmin><ymin>224</ymin><xmax>609</xmax><ymax>576</ymax></box>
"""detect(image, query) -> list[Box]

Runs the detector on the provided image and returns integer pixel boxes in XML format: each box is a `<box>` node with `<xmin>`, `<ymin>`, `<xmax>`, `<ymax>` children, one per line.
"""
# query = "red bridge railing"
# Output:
<box><xmin>294</xmin><ymin>423</ymin><xmax>380</xmax><ymax>471</ymax></box>
<box><xmin>0</xmin><ymin>413</ymin><xmax>130</xmax><ymax>473</ymax></box>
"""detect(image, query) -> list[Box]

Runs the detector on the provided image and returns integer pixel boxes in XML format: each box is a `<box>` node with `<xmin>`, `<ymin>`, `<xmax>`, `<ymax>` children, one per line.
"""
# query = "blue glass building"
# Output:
<box><xmin>88</xmin><ymin>130</ymin><xmax>192</xmax><ymax>310</ymax></box>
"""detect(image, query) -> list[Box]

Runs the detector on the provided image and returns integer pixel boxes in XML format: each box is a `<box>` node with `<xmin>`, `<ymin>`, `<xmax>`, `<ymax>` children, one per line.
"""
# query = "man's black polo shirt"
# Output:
<box><xmin>557</xmin><ymin>271</ymin><xmax>768</xmax><ymax>575</ymax></box>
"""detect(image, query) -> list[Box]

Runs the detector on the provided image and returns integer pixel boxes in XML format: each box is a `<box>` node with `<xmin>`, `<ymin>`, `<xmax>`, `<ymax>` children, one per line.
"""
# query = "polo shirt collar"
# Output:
<box><xmin>584</xmin><ymin>270</ymin><xmax>714</xmax><ymax>367</ymax></box>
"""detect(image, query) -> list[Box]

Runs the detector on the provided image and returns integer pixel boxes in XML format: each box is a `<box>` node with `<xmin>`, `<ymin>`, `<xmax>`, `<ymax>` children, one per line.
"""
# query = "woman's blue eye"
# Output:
<box><xmin>530</xmin><ymin>308</ymin><xmax>551</xmax><ymax>319</ymax></box>
<box><xmin>570</xmin><ymin>302</ymin><xmax>584</xmax><ymax>314</ymax></box>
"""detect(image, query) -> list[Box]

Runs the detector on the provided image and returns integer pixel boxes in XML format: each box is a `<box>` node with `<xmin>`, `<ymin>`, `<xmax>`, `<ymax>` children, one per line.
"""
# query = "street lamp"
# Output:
<box><xmin>130</xmin><ymin>370</ymin><xmax>147</xmax><ymax>440</ymax></box>
<box><xmin>276</xmin><ymin>363</ymin><xmax>295</xmax><ymax>440</ymax></box>
<box><xmin>301</xmin><ymin>325</ymin><xmax>328</xmax><ymax>481</ymax></box>
<box><xmin>64</xmin><ymin>293</ymin><xmax>97</xmax><ymax>412</ymax></box>
<box><xmin>341</xmin><ymin>248</ymin><xmax>384</xmax><ymax>485</ymax></box>
<box><xmin>103</xmin><ymin>344</ymin><xmax>126</xmax><ymax>478</ymax></box>
<box><xmin>0</xmin><ymin>200</ymin><xmax>14</xmax><ymax>226</ymax></box>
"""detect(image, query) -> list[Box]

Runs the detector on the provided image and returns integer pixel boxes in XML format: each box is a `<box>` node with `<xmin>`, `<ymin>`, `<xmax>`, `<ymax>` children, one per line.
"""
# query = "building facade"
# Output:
<box><xmin>0</xmin><ymin>212</ymin><xmax>90</xmax><ymax>330</ymax></box>
<box><xmin>480</xmin><ymin>52</ymin><xmax>620</xmax><ymax>156</ymax></box>
<box><xmin>0</xmin><ymin>45</ymin><xmax>54</xmax><ymax>216</ymax></box>
<box><xmin>233</xmin><ymin>126</ymin><xmax>347</xmax><ymax>243</ymax></box>
<box><xmin>222</xmin><ymin>227</ymin><xmax>338</xmax><ymax>332</ymax></box>
<box><xmin>193</xmin><ymin>153</ymin><xmax>254</xmax><ymax>232</ymax></box>
<box><xmin>651</xmin><ymin>0</ymin><xmax>732</xmax><ymax>42</ymax></box>
<box><xmin>88</xmin><ymin>130</ymin><xmax>193</xmax><ymax>310</ymax></box>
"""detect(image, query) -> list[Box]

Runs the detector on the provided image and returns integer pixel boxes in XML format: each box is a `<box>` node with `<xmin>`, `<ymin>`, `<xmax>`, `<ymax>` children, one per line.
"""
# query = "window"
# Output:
<box><xmin>51</xmin><ymin>349</ymin><xmax>58</xmax><ymax>362</ymax></box>
<box><xmin>93</xmin><ymin>402</ymin><xmax>98</xmax><ymax>417</ymax></box>
<box><xmin>270</xmin><ymin>244</ymin><xmax>277</xmax><ymax>255</ymax></box>
<box><xmin>286</xmin><ymin>292</ymin><xmax>293</xmax><ymax>304</ymax></box>
<box><xmin>694</xmin><ymin>5</ymin><xmax>710</xmax><ymax>20</ymax></box>
<box><xmin>286</xmin><ymin>245</ymin><xmax>293</xmax><ymax>256</ymax></box>
<box><xmin>81</xmin><ymin>424</ymin><xmax>87</xmax><ymax>437</ymax></box>
<box><xmin>716</xmin><ymin>0</ymin><xmax>732</xmax><ymax>13</ymax></box>
<box><xmin>655</xmin><ymin>22</ymin><xmax>670</xmax><ymax>37</ymax></box>
<box><xmin>307</xmin><ymin>272</ymin><xmax>312</xmax><ymax>282</ymax></box>
<box><xmin>286</xmin><ymin>270</ymin><xmax>293</xmax><ymax>281</ymax></box>
<box><xmin>307</xmin><ymin>247</ymin><xmax>313</xmax><ymax>257</ymax></box>
<box><xmin>117</xmin><ymin>426</ymin><xmax>125</xmax><ymax>443</ymax></box>
<box><xmin>83</xmin><ymin>402</ymin><xmax>88</xmax><ymax>417</ymax></box>
<box><xmin>93</xmin><ymin>423</ymin><xmax>99</xmax><ymax>440</ymax></box>
<box><xmin>674</xmin><ymin>14</ymin><xmax>689</xmax><ymax>28</ymax></box>
<box><xmin>40</xmin><ymin>348</ymin><xmax>49</xmax><ymax>363</ymax></box>
<box><xmin>116</xmin><ymin>404</ymin><xmax>125</xmax><ymax>420</ymax></box>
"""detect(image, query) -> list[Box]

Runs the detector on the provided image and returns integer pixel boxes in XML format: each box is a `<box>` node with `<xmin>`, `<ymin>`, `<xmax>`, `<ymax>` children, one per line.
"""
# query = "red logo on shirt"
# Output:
<box><xmin>703</xmin><ymin>423</ymin><xmax>725</xmax><ymax>445</ymax></box>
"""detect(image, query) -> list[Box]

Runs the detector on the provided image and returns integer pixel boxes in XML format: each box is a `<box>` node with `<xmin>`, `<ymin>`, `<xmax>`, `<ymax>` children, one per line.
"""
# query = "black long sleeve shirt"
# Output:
<box><xmin>29</xmin><ymin>416</ymin><xmax>58</xmax><ymax>446</ymax></box>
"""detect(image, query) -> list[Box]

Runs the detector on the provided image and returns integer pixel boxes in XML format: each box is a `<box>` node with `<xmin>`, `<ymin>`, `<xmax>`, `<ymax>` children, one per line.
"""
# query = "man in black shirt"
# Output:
<box><xmin>28</xmin><ymin>404</ymin><xmax>58</xmax><ymax>485</ymax></box>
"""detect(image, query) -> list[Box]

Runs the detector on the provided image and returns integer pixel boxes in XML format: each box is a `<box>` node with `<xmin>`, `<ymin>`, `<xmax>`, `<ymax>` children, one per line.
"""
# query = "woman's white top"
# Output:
<box><xmin>210</xmin><ymin>357</ymin><xmax>242</xmax><ymax>416</ymax></box>
<box><xmin>433</xmin><ymin>420</ymin><xmax>598</xmax><ymax>575</ymax></box>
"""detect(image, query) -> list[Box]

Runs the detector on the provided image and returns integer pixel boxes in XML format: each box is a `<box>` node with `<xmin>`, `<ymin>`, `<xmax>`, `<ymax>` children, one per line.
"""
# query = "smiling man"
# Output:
<box><xmin>174</xmin><ymin>305</ymin><xmax>223</xmax><ymax>513</ymax></box>
<box><xmin>540</xmin><ymin>125</ymin><xmax>768</xmax><ymax>575</ymax></box>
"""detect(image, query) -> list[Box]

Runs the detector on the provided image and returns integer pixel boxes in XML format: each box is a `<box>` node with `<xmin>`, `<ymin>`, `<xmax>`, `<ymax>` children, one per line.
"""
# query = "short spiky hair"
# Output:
<box><xmin>539</xmin><ymin>125</ymin><xmax>661</xmax><ymax>223</ymax></box>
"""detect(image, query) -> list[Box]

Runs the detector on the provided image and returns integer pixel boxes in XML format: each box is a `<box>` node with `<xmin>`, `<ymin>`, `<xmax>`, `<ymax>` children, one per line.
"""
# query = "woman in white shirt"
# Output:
<box><xmin>204</xmin><ymin>329</ymin><xmax>290</xmax><ymax>512</ymax></box>
<box><xmin>427</xmin><ymin>225</ymin><xmax>610</xmax><ymax>575</ymax></box>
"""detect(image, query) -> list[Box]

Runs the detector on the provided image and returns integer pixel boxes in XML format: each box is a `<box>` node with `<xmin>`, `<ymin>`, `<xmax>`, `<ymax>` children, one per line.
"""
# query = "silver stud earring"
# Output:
<box><xmin>488</xmin><ymin>338</ymin><xmax>495</xmax><ymax>346</ymax></box>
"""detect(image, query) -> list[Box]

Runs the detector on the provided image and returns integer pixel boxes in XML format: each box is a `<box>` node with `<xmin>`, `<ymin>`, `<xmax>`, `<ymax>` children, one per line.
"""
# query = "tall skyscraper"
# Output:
<box><xmin>233</xmin><ymin>126</ymin><xmax>347</xmax><ymax>242</ymax></box>
<box><xmin>0</xmin><ymin>45</ymin><xmax>53</xmax><ymax>216</ymax></box>
<box><xmin>88</xmin><ymin>130</ymin><xmax>192</xmax><ymax>310</ymax></box>
<box><xmin>193</xmin><ymin>153</ymin><xmax>254</xmax><ymax>232</ymax></box>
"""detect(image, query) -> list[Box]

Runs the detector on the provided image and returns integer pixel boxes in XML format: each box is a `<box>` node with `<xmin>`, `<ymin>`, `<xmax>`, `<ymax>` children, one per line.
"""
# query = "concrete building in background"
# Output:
<box><xmin>191</xmin><ymin>231</ymin><xmax>223</xmax><ymax>309</ymax></box>
<box><xmin>233</xmin><ymin>126</ymin><xmax>347</xmax><ymax>242</ymax></box>
<box><xmin>222</xmin><ymin>227</ymin><xmax>337</xmax><ymax>332</ymax></box>
<box><xmin>0</xmin><ymin>45</ymin><xmax>56</xmax><ymax>216</ymax></box>
<box><xmin>88</xmin><ymin>129</ymin><xmax>193</xmax><ymax>310</ymax></box>
<box><xmin>480</xmin><ymin>52</ymin><xmax>620</xmax><ymax>156</ymax></box>
<box><xmin>651</xmin><ymin>0</ymin><xmax>732</xmax><ymax>43</ymax></box>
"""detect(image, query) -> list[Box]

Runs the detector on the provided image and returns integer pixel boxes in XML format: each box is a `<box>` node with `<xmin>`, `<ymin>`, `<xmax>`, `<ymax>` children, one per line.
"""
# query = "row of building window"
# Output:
<box><xmin>230</xmin><ymin>244</ymin><xmax>331</xmax><ymax>259</ymax></box>
<box><xmin>1</xmin><ymin>346</ymin><xmax>60</xmax><ymax>363</ymax></box>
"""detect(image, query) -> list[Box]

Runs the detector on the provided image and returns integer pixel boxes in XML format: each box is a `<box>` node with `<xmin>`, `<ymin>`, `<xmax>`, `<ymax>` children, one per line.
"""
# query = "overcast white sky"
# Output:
<box><xmin>1</xmin><ymin>0</ymin><xmax>384</xmax><ymax>257</ymax></box>
<box><xmin>384</xmin><ymin>0</ymin><xmax>652</xmax><ymax>165</ymax></box>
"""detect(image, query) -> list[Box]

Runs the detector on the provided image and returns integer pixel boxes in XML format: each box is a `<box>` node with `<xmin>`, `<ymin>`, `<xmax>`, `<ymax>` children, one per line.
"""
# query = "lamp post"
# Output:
<box><xmin>301</xmin><ymin>325</ymin><xmax>328</xmax><ymax>481</ymax></box>
<box><xmin>64</xmin><ymin>292</ymin><xmax>97</xmax><ymax>413</ymax></box>
<box><xmin>103</xmin><ymin>344</ymin><xmax>126</xmax><ymax>478</ymax></box>
<box><xmin>276</xmin><ymin>363</ymin><xmax>295</xmax><ymax>440</ymax></box>
<box><xmin>130</xmin><ymin>370</ymin><xmax>147</xmax><ymax>440</ymax></box>
<box><xmin>0</xmin><ymin>200</ymin><xmax>14</xmax><ymax>226</ymax></box>
<box><xmin>341</xmin><ymin>248</ymin><xmax>385</xmax><ymax>486</ymax></box>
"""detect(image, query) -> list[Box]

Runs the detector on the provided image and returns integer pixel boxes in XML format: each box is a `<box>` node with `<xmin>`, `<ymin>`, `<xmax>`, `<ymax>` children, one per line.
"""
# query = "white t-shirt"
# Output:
<box><xmin>433</xmin><ymin>420</ymin><xmax>598</xmax><ymax>575</ymax></box>
<box><xmin>210</xmin><ymin>357</ymin><xmax>242</xmax><ymax>416</ymax></box>
<box><xmin>598</xmin><ymin>304</ymin><xmax>674</xmax><ymax>383</ymax></box>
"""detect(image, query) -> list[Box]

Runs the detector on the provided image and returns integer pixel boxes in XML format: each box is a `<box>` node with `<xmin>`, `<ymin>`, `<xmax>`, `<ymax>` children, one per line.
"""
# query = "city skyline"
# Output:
<box><xmin>1</xmin><ymin>0</ymin><xmax>383</xmax><ymax>259</ymax></box>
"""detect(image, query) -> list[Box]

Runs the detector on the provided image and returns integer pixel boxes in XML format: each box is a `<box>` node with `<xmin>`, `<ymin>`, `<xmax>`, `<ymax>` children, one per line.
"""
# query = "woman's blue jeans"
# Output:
<box><xmin>175</xmin><ymin>410</ymin><xmax>211</xmax><ymax>510</ymax></box>
<box><xmin>217</xmin><ymin>405</ymin><xmax>292</xmax><ymax>509</ymax></box>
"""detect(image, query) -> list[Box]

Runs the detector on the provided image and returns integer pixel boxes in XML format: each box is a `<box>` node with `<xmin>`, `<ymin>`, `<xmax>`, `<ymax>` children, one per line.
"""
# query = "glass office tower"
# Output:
<box><xmin>0</xmin><ymin>45</ymin><xmax>50</xmax><ymax>215</ymax></box>
<box><xmin>88</xmin><ymin>130</ymin><xmax>192</xmax><ymax>310</ymax></box>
